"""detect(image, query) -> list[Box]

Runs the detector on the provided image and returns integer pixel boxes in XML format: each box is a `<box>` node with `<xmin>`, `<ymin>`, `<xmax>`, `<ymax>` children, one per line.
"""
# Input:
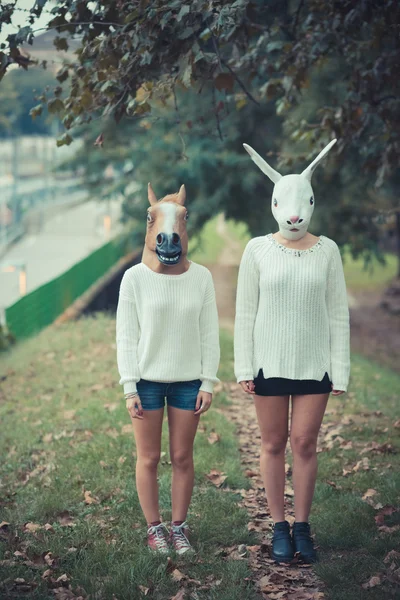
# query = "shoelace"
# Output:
<box><xmin>148</xmin><ymin>523</ymin><xmax>168</xmax><ymax>549</ymax></box>
<box><xmin>171</xmin><ymin>521</ymin><xmax>191</xmax><ymax>550</ymax></box>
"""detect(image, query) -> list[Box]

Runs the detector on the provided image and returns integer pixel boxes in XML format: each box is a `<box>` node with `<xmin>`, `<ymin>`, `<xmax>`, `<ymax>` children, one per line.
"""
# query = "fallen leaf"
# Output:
<box><xmin>353</xmin><ymin>457</ymin><xmax>370</xmax><ymax>472</ymax></box>
<box><xmin>118</xmin><ymin>456</ymin><xmax>127</xmax><ymax>465</ymax></box>
<box><xmin>375</xmin><ymin>505</ymin><xmax>397</xmax><ymax>526</ymax></box>
<box><xmin>384</xmin><ymin>550</ymin><xmax>400</xmax><ymax>563</ymax></box>
<box><xmin>63</xmin><ymin>409</ymin><xmax>76</xmax><ymax>420</ymax></box>
<box><xmin>206</xmin><ymin>469</ymin><xmax>227</xmax><ymax>487</ymax></box>
<box><xmin>138</xmin><ymin>585</ymin><xmax>150</xmax><ymax>596</ymax></box>
<box><xmin>44</xmin><ymin>552</ymin><xmax>55</xmax><ymax>566</ymax></box>
<box><xmin>44</xmin><ymin>523</ymin><xmax>55</xmax><ymax>532</ymax></box>
<box><xmin>24</xmin><ymin>522</ymin><xmax>42</xmax><ymax>533</ymax></box>
<box><xmin>121</xmin><ymin>424</ymin><xmax>132</xmax><ymax>434</ymax></box>
<box><xmin>207</xmin><ymin>431</ymin><xmax>221</xmax><ymax>444</ymax></box>
<box><xmin>362</xmin><ymin>488</ymin><xmax>377</xmax><ymax>501</ymax></box>
<box><xmin>99</xmin><ymin>461</ymin><xmax>108</xmax><ymax>468</ymax></box>
<box><xmin>171</xmin><ymin>568</ymin><xmax>186</xmax><ymax>582</ymax></box>
<box><xmin>84</xmin><ymin>490</ymin><xmax>99</xmax><ymax>505</ymax></box>
<box><xmin>104</xmin><ymin>403</ymin><xmax>118</xmax><ymax>412</ymax></box>
<box><xmin>43</xmin><ymin>433</ymin><xmax>53</xmax><ymax>443</ymax></box>
<box><xmin>170</xmin><ymin>590</ymin><xmax>186</xmax><ymax>600</ymax></box>
<box><xmin>362</xmin><ymin>575</ymin><xmax>381</xmax><ymax>589</ymax></box>
<box><xmin>0</xmin><ymin>521</ymin><xmax>10</xmax><ymax>529</ymax></box>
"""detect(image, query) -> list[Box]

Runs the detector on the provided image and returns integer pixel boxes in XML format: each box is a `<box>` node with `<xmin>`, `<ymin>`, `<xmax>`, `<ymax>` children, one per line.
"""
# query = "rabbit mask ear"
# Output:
<box><xmin>301</xmin><ymin>139</ymin><xmax>337</xmax><ymax>182</ymax></box>
<box><xmin>243</xmin><ymin>143</ymin><xmax>282</xmax><ymax>184</ymax></box>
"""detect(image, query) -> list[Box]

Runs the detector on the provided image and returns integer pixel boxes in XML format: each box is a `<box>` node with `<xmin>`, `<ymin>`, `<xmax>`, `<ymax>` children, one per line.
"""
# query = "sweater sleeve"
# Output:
<box><xmin>116</xmin><ymin>271</ymin><xmax>141</xmax><ymax>395</ymax></box>
<box><xmin>326</xmin><ymin>244</ymin><xmax>351</xmax><ymax>392</ymax></box>
<box><xmin>199</xmin><ymin>272</ymin><xmax>221</xmax><ymax>394</ymax></box>
<box><xmin>234</xmin><ymin>240</ymin><xmax>260</xmax><ymax>383</ymax></box>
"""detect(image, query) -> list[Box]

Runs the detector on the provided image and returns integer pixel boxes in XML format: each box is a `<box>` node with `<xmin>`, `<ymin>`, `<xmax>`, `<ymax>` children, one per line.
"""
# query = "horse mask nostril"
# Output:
<box><xmin>172</xmin><ymin>233</ymin><xmax>180</xmax><ymax>245</ymax></box>
<box><xmin>156</xmin><ymin>233</ymin><xmax>163</xmax><ymax>245</ymax></box>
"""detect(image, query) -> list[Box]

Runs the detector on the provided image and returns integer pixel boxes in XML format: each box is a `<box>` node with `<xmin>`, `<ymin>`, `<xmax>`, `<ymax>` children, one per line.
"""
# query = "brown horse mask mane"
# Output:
<box><xmin>142</xmin><ymin>182</ymin><xmax>190</xmax><ymax>273</ymax></box>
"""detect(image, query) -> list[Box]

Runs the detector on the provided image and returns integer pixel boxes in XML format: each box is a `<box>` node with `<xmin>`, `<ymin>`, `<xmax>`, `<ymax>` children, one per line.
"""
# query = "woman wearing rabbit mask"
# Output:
<box><xmin>234</xmin><ymin>139</ymin><xmax>350</xmax><ymax>564</ymax></box>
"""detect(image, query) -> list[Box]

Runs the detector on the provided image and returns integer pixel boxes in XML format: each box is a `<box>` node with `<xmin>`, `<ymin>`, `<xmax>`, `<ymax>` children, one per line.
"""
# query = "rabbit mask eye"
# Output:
<box><xmin>310</xmin><ymin>196</ymin><xmax>314</xmax><ymax>205</ymax></box>
<box><xmin>273</xmin><ymin>198</ymin><xmax>278</xmax><ymax>207</ymax></box>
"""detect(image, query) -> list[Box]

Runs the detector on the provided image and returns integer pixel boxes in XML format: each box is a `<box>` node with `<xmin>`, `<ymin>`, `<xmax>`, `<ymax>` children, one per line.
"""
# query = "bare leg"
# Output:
<box><xmin>167</xmin><ymin>406</ymin><xmax>200</xmax><ymax>522</ymax></box>
<box><xmin>131</xmin><ymin>408</ymin><xmax>164</xmax><ymax>524</ymax></box>
<box><xmin>253</xmin><ymin>395</ymin><xmax>290</xmax><ymax>523</ymax></box>
<box><xmin>290</xmin><ymin>393</ymin><xmax>329</xmax><ymax>522</ymax></box>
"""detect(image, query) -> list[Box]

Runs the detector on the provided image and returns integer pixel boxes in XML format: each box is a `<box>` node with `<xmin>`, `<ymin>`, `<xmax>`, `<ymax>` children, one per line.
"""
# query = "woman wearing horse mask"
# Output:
<box><xmin>234</xmin><ymin>140</ymin><xmax>350</xmax><ymax>564</ymax></box>
<box><xmin>116</xmin><ymin>183</ymin><xmax>220</xmax><ymax>554</ymax></box>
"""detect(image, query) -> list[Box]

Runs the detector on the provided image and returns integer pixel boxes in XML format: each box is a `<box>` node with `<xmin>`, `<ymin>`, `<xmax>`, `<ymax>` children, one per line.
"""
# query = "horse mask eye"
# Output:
<box><xmin>273</xmin><ymin>199</ymin><xmax>278</xmax><ymax>207</ymax></box>
<box><xmin>310</xmin><ymin>197</ymin><xmax>314</xmax><ymax>205</ymax></box>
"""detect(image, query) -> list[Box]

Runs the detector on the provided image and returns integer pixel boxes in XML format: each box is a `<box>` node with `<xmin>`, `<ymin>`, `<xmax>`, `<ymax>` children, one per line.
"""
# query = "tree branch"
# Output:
<box><xmin>220</xmin><ymin>59</ymin><xmax>260</xmax><ymax>106</ymax></box>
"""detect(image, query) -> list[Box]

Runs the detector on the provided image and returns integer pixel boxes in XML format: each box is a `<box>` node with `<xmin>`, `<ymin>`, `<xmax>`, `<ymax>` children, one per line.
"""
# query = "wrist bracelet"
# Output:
<box><xmin>125</xmin><ymin>392</ymin><xmax>138</xmax><ymax>399</ymax></box>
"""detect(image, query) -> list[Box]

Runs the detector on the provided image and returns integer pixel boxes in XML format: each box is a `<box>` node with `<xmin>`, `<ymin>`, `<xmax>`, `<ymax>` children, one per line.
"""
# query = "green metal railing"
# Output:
<box><xmin>5</xmin><ymin>233</ymin><xmax>133</xmax><ymax>340</ymax></box>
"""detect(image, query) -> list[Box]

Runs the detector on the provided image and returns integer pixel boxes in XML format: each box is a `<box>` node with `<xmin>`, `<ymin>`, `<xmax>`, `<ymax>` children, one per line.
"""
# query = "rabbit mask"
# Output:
<box><xmin>243</xmin><ymin>139</ymin><xmax>337</xmax><ymax>241</ymax></box>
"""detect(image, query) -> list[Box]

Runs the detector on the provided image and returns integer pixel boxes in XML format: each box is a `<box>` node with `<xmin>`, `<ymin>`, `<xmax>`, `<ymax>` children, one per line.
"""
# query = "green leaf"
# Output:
<box><xmin>53</xmin><ymin>36</ymin><xmax>69</xmax><ymax>52</ymax></box>
<box><xmin>177</xmin><ymin>5</ymin><xmax>190</xmax><ymax>22</ymax></box>
<box><xmin>56</xmin><ymin>67</ymin><xmax>69</xmax><ymax>83</ymax></box>
<box><xmin>47</xmin><ymin>98</ymin><xmax>64</xmax><ymax>113</ymax></box>
<box><xmin>56</xmin><ymin>133</ymin><xmax>73</xmax><ymax>147</ymax></box>
<box><xmin>29</xmin><ymin>104</ymin><xmax>43</xmax><ymax>119</ymax></box>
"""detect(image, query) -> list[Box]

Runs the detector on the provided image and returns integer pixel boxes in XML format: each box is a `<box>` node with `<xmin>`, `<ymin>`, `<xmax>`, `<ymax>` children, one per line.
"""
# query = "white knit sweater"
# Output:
<box><xmin>116</xmin><ymin>262</ymin><xmax>220</xmax><ymax>395</ymax></box>
<box><xmin>234</xmin><ymin>234</ymin><xmax>350</xmax><ymax>391</ymax></box>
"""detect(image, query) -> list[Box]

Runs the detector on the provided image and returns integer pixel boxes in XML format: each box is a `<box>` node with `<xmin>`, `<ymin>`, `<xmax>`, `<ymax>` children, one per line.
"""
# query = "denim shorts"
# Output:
<box><xmin>136</xmin><ymin>379</ymin><xmax>202</xmax><ymax>411</ymax></box>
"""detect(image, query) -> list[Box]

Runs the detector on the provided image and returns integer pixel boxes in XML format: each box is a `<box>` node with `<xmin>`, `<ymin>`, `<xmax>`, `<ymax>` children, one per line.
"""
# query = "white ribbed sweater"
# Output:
<box><xmin>234</xmin><ymin>234</ymin><xmax>350</xmax><ymax>391</ymax></box>
<box><xmin>116</xmin><ymin>262</ymin><xmax>220</xmax><ymax>395</ymax></box>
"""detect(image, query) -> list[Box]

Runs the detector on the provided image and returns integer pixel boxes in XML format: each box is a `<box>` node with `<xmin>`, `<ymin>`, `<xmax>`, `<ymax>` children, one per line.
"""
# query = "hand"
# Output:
<box><xmin>194</xmin><ymin>391</ymin><xmax>212</xmax><ymax>415</ymax></box>
<box><xmin>126</xmin><ymin>394</ymin><xmax>144</xmax><ymax>419</ymax></box>
<box><xmin>239</xmin><ymin>380</ymin><xmax>255</xmax><ymax>395</ymax></box>
<box><xmin>331</xmin><ymin>387</ymin><xmax>345</xmax><ymax>396</ymax></box>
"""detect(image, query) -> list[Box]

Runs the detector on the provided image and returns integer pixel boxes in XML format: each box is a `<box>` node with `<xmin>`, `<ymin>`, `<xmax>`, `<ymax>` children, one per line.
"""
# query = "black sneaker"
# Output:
<box><xmin>292</xmin><ymin>522</ymin><xmax>317</xmax><ymax>563</ymax></box>
<box><xmin>271</xmin><ymin>520</ymin><xmax>294</xmax><ymax>563</ymax></box>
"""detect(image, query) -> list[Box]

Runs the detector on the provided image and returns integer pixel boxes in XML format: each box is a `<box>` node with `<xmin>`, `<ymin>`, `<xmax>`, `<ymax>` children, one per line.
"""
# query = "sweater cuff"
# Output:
<box><xmin>199</xmin><ymin>379</ymin><xmax>215</xmax><ymax>394</ymax></box>
<box><xmin>123</xmin><ymin>381</ymin><xmax>138</xmax><ymax>395</ymax></box>
<box><xmin>332</xmin><ymin>384</ymin><xmax>347</xmax><ymax>392</ymax></box>
<box><xmin>236</xmin><ymin>374</ymin><xmax>254</xmax><ymax>384</ymax></box>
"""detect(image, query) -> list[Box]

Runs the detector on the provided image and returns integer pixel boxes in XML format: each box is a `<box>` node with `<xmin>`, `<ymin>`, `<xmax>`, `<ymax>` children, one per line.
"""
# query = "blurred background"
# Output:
<box><xmin>0</xmin><ymin>0</ymin><xmax>399</xmax><ymax>366</ymax></box>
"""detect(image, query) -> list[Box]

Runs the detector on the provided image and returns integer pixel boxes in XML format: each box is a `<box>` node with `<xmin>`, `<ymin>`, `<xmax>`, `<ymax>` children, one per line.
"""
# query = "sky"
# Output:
<box><xmin>0</xmin><ymin>0</ymin><xmax>53</xmax><ymax>44</ymax></box>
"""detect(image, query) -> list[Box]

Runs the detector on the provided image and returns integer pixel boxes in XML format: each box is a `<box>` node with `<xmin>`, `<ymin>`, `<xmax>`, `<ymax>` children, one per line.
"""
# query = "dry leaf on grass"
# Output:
<box><xmin>170</xmin><ymin>590</ymin><xmax>186</xmax><ymax>600</ymax></box>
<box><xmin>207</xmin><ymin>431</ymin><xmax>220</xmax><ymax>444</ymax></box>
<box><xmin>171</xmin><ymin>568</ymin><xmax>186</xmax><ymax>582</ymax></box>
<box><xmin>384</xmin><ymin>550</ymin><xmax>400</xmax><ymax>563</ymax></box>
<box><xmin>83</xmin><ymin>490</ymin><xmax>99</xmax><ymax>505</ymax></box>
<box><xmin>24</xmin><ymin>522</ymin><xmax>42</xmax><ymax>533</ymax></box>
<box><xmin>205</xmin><ymin>469</ymin><xmax>227</xmax><ymax>487</ymax></box>
<box><xmin>104</xmin><ymin>403</ymin><xmax>118</xmax><ymax>412</ymax></box>
<box><xmin>362</xmin><ymin>575</ymin><xmax>381</xmax><ymax>589</ymax></box>
<box><xmin>63</xmin><ymin>410</ymin><xmax>76</xmax><ymax>420</ymax></box>
<box><xmin>138</xmin><ymin>585</ymin><xmax>150</xmax><ymax>596</ymax></box>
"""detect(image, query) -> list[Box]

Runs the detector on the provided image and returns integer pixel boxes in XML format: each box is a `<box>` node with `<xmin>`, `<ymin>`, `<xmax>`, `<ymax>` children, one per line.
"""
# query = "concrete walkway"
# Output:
<box><xmin>0</xmin><ymin>198</ymin><xmax>123</xmax><ymax>311</ymax></box>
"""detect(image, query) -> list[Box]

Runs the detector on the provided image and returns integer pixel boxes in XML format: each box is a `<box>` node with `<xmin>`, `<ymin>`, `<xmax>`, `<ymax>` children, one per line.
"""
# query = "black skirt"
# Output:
<box><xmin>253</xmin><ymin>368</ymin><xmax>332</xmax><ymax>397</ymax></box>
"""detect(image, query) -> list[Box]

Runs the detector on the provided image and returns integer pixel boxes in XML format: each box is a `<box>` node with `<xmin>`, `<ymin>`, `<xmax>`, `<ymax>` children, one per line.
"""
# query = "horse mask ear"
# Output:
<box><xmin>243</xmin><ymin>143</ymin><xmax>282</xmax><ymax>184</ymax></box>
<box><xmin>148</xmin><ymin>182</ymin><xmax>158</xmax><ymax>205</ymax></box>
<box><xmin>301</xmin><ymin>139</ymin><xmax>337</xmax><ymax>182</ymax></box>
<box><xmin>176</xmin><ymin>184</ymin><xmax>186</xmax><ymax>206</ymax></box>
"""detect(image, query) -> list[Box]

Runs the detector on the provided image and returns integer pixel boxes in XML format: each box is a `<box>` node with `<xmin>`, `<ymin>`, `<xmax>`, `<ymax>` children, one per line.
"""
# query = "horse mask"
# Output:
<box><xmin>143</xmin><ymin>183</ymin><xmax>189</xmax><ymax>271</ymax></box>
<box><xmin>243</xmin><ymin>139</ymin><xmax>337</xmax><ymax>241</ymax></box>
